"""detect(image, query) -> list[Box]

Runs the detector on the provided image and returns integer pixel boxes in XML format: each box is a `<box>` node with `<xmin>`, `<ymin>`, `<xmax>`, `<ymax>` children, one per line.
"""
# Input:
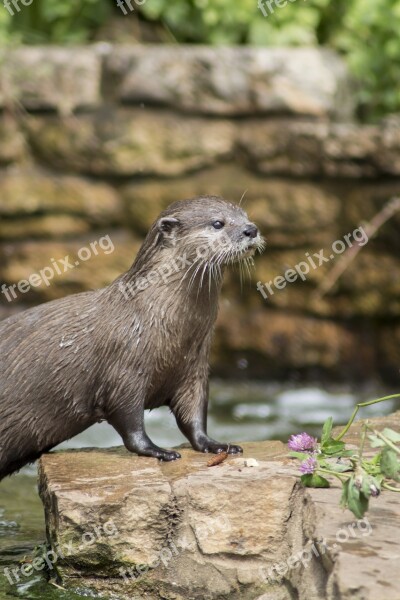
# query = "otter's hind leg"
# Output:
<box><xmin>108</xmin><ymin>407</ymin><xmax>181</xmax><ymax>462</ymax></box>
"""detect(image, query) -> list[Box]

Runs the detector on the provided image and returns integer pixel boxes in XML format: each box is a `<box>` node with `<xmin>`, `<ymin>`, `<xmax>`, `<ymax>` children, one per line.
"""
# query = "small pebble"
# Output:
<box><xmin>244</xmin><ymin>458</ymin><xmax>259</xmax><ymax>468</ymax></box>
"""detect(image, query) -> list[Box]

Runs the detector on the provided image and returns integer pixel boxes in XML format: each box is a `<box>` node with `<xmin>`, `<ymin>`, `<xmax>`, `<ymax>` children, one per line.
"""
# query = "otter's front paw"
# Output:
<box><xmin>137</xmin><ymin>447</ymin><xmax>181</xmax><ymax>461</ymax></box>
<box><xmin>200</xmin><ymin>442</ymin><xmax>243</xmax><ymax>455</ymax></box>
<box><xmin>154</xmin><ymin>449</ymin><xmax>181</xmax><ymax>461</ymax></box>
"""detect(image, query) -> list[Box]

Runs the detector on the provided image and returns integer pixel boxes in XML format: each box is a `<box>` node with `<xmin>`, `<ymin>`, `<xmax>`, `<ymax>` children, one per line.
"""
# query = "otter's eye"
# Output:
<box><xmin>212</xmin><ymin>221</ymin><xmax>225</xmax><ymax>230</ymax></box>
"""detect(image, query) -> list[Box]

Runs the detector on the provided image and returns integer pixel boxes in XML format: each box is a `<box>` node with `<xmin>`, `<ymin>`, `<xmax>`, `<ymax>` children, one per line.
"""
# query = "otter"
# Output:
<box><xmin>0</xmin><ymin>196</ymin><xmax>264</xmax><ymax>479</ymax></box>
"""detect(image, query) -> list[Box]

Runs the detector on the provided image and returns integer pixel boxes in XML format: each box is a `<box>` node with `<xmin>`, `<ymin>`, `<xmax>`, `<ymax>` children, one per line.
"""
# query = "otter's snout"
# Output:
<box><xmin>243</xmin><ymin>224</ymin><xmax>258</xmax><ymax>239</ymax></box>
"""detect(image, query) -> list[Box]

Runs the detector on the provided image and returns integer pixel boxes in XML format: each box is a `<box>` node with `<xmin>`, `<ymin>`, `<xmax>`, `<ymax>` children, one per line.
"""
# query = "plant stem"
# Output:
<box><xmin>382</xmin><ymin>482</ymin><xmax>400</xmax><ymax>492</ymax></box>
<box><xmin>366</xmin><ymin>427</ymin><xmax>400</xmax><ymax>456</ymax></box>
<box><xmin>359</xmin><ymin>422</ymin><xmax>368</xmax><ymax>460</ymax></box>
<box><xmin>335</xmin><ymin>394</ymin><xmax>400</xmax><ymax>441</ymax></box>
<box><xmin>318</xmin><ymin>468</ymin><xmax>349</xmax><ymax>482</ymax></box>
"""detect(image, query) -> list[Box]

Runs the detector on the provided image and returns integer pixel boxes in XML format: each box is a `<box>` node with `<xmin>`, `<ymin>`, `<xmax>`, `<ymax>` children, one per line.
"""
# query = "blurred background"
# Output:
<box><xmin>0</xmin><ymin>3</ymin><xmax>400</xmax><ymax>596</ymax></box>
<box><xmin>0</xmin><ymin>0</ymin><xmax>399</xmax><ymax>433</ymax></box>
<box><xmin>0</xmin><ymin>0</ymin><xmax>400</xmax><ymax>440</ymax></box>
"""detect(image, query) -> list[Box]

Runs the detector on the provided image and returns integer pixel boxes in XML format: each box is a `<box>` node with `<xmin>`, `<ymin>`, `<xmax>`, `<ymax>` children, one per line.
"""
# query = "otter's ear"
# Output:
<box><xmin>158</xmin><ymin>217</ymin><xmax>180</xmax><ymax>234</ymax></box>
<box><xmin>157</xmin><ymin>217</ymin><xmax>180</xmax><ymax>245</ymax></box>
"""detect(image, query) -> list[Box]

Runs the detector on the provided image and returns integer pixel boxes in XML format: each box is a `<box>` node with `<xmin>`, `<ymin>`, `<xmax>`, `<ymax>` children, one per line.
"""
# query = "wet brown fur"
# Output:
<box><xmin>0</xmin><ymin>196</ymin><xmax>263</xmax><ymax>478</ymax></box>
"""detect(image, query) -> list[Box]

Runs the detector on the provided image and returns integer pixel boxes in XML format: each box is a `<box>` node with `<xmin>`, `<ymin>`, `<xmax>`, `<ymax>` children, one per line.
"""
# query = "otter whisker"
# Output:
<box><xmin>257</xmin><ymin>238</ymin><xmax>267</xmax><ymax>254</ymax></box>
<box><xmin>239</xmin><ymin>189</ymin><xmax>248</xmax><ymax>207</ymax></box>
<box><xmin>244</xmin><ymin>256</ymin><xmax>254</xmax><ymax>280</ymax></box>
<box><xmin>216</xmin><ymin>255</ymin><xmax>225</xmax><ymax>280</ymax></box>
<box><xmin>210</xmin><ymin>256</ymin><xmax>225</xmax><ymax>288</ymax></box>
<box><xmin>186</xmin><ymin>255</ymin><xmax>206</xmax><ymax>293</ymax></box>
<box><xmin>188</xmin><ymin>265</ymin><xmax>204</xmax><ymax>295</ymax></box>
<box><xmin>208</xmin><ymin>263</ymin><xmax>214</xmax><ymax>295</ymax></box>
<box><xmin>210</xmin><ymin>261</ymin><xmax>222</xmax><ymax>291</ymax></box>
<box><xmin>241</xmin><ymin>258</ymin><xmax>250</xmax><ymax>283</ymax></box>
<box><xmin>240</xmin><ymin>257</ymin><xmax>248</xmax><ymax>290</ymax></box>
<box><xmin>193</xmin><ymin>261</ymin><xmax>210</xmax><ymax>300</ymax></box>
<box><xmin>189</xmin><ymin>258</ymin><xmax>207</xmax><ymax>294</ymax></box>
<box><xmin>215</xmin><ymin>256</ymin><xmax>225</xmax><ymax>282</ymax></box>
<box><xmin>231</xmin><ymin>251</ymin><xmax>244</xmax><ymax>291</ymax></box>
<box><xmin>215</xmin><ymin>250</ymin><xmax>228</xmax><ymax>275</ymax></box>
<box><xmin>181</xmin><ymin>254</ymin><xmax>200</xmax><ymax>278</ymax></box>
<box><xmin>199</xmin><ymin>261</ymin><xmax>209</xmax><ymax>291</ymax></box>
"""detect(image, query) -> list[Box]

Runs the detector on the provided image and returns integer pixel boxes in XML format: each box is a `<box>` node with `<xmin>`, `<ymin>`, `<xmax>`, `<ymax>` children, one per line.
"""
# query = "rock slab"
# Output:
<box><xmin>39</xmin><ymin>412</ymin><xmax>400</xmax><ymax>600</ymax></box>
<box><xmin>0</xmin><ymin>46</ymin><xmax>354</xmax><ymax>118</ymax></box>
<box><xmin>105</xmin><ymin>46</ymin><xmax>354</xmax><ymax>119</ymax></box>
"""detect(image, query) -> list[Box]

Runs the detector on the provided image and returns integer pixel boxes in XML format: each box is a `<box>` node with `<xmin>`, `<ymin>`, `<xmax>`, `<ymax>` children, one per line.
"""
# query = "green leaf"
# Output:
<box><xmin>340</xmin><ymin>450</ymin><xmax>358</xmax><ymax>458</ymax></box>
<box><xmin>340</xmin><ymin>476</ymin><xmax>370</xmax><ymax>518</ymax></box>
<box><xmin>344</xmin><ymin>477</ymin><xmax>369</xmax><ymax>518</ymax></box>
<box><xmin>321</xmin><ymin>418</ymin><xmax>346</xmax><ymax>456</ymax></box>
<box><xmin>301</xmin><ymin>474</ymin><xmax>330</xmax><ymax>488</ymax></box>
<box><xmin>322</xmin><ymin>440</ymin><xmax>346</xmax><ymax>455</ymax></box>
<box><xmin>368</xmin><ymin>435</ymin><xmax>386</xmax><ymax>448</ymax></box>
<box><xmin>321</xmin><ymin>417</ymin><xmax>333</xmax><ymax>445</ymax></box>
<box><xmin>340</xmin><ymin>478</ymin><xmax>350</xmax><ymax>509</ymax></box>
<box><xmin>380</xmin><ymin>447</ymin><xmax>400</xmax><ymax>482</ymax></box>
<box><xmin>382</xmin><ymin>428</ymin><xmax>400</xmax><ymax>444</ymax></box>
<box><xmin>325</xmin><ymin>462</ymin><xmax>352</xmax><ymax>473</ymax></box>
<box><xmin>348</xmin><ymin>490</ymin><xmax>369</xmax><ymax>519</ymax></box>
<box><xmin>364</xmin><ymin>452</ymin><xmax>381</xmax><ymax>467</ymax></box>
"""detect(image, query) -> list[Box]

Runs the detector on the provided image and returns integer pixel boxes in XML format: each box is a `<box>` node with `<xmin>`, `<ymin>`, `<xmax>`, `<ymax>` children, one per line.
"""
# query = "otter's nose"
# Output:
<box><xmin>243</xmin><ymin>224</ymin><xmax>258</xmax><ymax>239</ymax></box>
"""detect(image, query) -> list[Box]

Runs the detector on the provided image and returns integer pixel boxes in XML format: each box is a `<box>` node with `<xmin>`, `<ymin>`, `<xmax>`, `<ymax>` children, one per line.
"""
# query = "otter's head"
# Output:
<box><xmin>155</xmin><ymin>195</ymin><xmax>265</xmax><ymax>266</ymax></box>
<box><xmin>161</xmin><ymin>196</ymin><xmax>264</xmax><ymax>255</ymax></box>
<box><xmin>130</xmin><ymin>196</ymin><xmax>265</xmax><ymax>290</ymax></box>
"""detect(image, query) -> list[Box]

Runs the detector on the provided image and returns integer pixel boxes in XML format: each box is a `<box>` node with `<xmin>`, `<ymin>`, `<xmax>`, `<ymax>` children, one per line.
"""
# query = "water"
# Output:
<box><xmin>0</xmin><ymin>381</ymin><xmax>397</xmax><ymax>599</ymax></box>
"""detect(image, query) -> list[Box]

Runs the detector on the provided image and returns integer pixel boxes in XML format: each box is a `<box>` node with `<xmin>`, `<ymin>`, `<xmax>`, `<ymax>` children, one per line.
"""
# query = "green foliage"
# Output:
<box><xmin>0</xmin><ymin>7</ymin><xmax>13</xmax><ymax>45</ymax></box>
<box><xmin>379</xmin><ymin>446</ymin><xmax>400</xmax><ymax>481</ymax></box>
<box><xmin>340</xmin><ymin>477</ymin><xmax>370</xmax><ymax>519</ymax></box>
<box><xmin>139</xmin><ymin>0</ymin><xmax>338</xmax><ymax>46</ymax></box>
<box><xmin>301</xmin><ymin>473</ymin><xmax>330</xmax><ymax>488</ymax></box>
<box><xmin>290</xmin><ymin>406</ymin><xmax>400</xmax><ymax>518</ymax></box>
<box><xmin>1</xmin><ymin>0</ymin><xmax>111</xmax><ymax>44</ymax></box>
<box><xmin>333</xmin><ymin>0</ymin><xmax>400</xmax><ymax>119</ymax></box>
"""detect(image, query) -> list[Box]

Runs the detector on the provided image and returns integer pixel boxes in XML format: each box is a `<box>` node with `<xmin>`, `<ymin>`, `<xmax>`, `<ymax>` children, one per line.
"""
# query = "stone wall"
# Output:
<box><xmin>0</xmin><ymin>45</ymin><xmax>399</xmax><ymax>382</ymax></box>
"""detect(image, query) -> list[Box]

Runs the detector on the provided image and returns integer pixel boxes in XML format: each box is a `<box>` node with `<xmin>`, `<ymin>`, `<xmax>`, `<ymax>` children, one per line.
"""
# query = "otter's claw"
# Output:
<box><xmin>201</xmin><ymin>443</ymin><xmax>243</xmax><ymax>455</ymax></box>
<box><xmin>159</xmin><ymin>450</ymin><xmax>181</xmax><ymax>461</ymax></box>
<box><xmin>135</xmin><ymin>446</ymin><xmax>181</xmax><ymax>461</ymax></box>
<box><xmin>153</xmin><ymin>449</ymin><xmax>181</xmax><ymax>461</ymax></box>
